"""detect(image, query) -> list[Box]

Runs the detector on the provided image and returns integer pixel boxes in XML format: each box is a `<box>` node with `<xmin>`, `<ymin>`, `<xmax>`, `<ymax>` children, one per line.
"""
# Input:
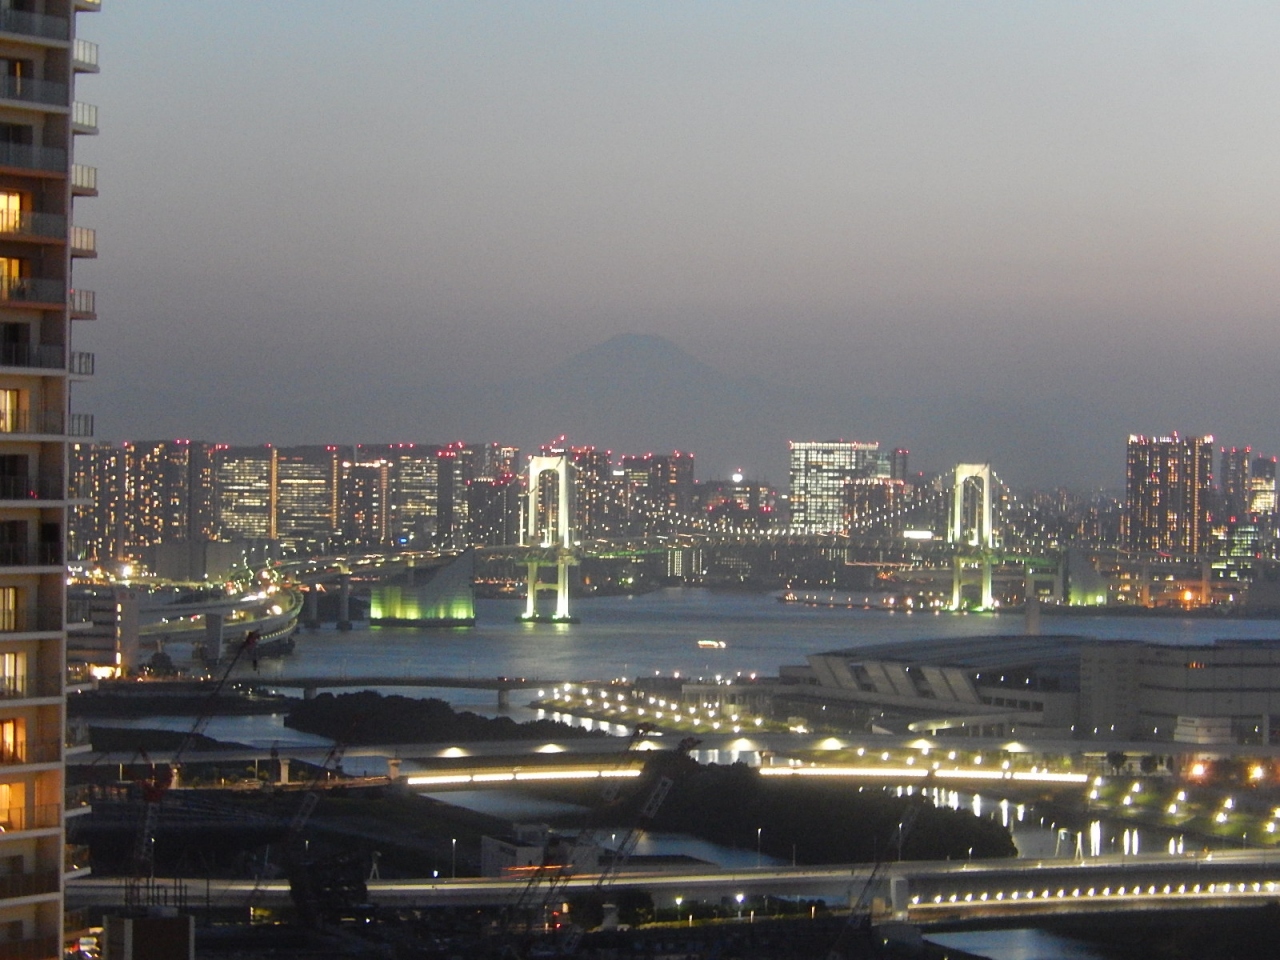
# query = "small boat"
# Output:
<box><xmin>696</xmin><ymin>639</ymin><xmax>727</xmax><ymax>649</ymax></box>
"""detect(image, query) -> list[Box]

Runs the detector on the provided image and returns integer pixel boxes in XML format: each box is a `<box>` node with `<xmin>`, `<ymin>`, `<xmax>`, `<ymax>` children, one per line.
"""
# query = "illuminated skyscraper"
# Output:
<box><xmin>1249</xmin><ymin>456</ymin><xmax>1277</xmax><ymax>517</ymax></box>
<box><xmin>215</xmin><ymin>446</ymin><xmax>274</xmax><ymax>540</ymax></box>
<box><xmin>788</xmin><ymin>440</ymin><xmax>883</xmax><ymax>533</ymax></box>
<box><xmin>119</xmin><ymin>440</ymin><xmax>216</xmax><ymax>557</ymax></box>
<box><xmin>1220</xmin><ymin>446</ymin><xmax>1251</xmax><ymax>520</ymax></box>
<box><xmin>273</xmin><ymin>445</ymin><xmax>344</xmax><ymax>552</ymax></box>
<box><xmin>0</xmin><ymin>0</ymin><xmax>100</xmax><ymax>946</ymax></box>
<box><xmin>69</xmin><ymin>441</ymin><xmax>120</xmax><ymax>562</ymax></box>
<box><xmin>1124</xmin><ymin>433</ymin><xmax>1213</xmax><ymax>555</ymax></box>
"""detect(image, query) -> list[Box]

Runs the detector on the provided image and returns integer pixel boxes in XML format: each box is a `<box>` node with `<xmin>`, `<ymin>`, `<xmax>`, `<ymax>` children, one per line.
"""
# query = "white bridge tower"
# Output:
<box><xmin>521</xmin><ymin>453</ymin><xmax>579</xmax><ymax>622</ymax></box>
<box><xmin>949</xmin><ymin>463</ymin><xmax>996</xmax><ymax>610</ymax></box>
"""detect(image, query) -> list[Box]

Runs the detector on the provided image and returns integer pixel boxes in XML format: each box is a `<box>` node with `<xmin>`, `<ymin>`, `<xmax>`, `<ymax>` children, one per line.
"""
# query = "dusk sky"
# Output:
<box><xmin>74</xmin><ymin>3</ymin><xmax>1280</xmax><ymax>489</ymax></box>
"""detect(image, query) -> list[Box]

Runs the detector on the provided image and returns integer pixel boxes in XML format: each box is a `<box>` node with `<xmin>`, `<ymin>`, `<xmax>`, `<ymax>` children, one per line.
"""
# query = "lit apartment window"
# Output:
<box><xmin>0</xmin><ymin>193</ymin><xmax>20</xmax><ymax>235</ymax></box>
<box><xmin>0</xmin><ymin>588</ymin><xmax>14</xmax><ymax>632</ymax></box>
<box><xmin>0</xmin><ymin>718</ymin><xmax>19</xmax><ymax>763</ymax></box>
<box><xmin>0</xmin><ymin>651</ymin><xmax>26</xmax><ymax>697</ymax></box>
<box><xmin>0</xmin><ymin>391</ymin><xmax>19</xmax><ymax>433</ymax></box>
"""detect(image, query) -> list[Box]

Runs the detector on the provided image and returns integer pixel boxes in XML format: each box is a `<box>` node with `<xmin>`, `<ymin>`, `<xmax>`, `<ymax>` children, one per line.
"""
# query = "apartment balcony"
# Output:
<box><xmin>71</xmin><ymin>101</ymin><xmax>97</xmax><ymax>135</ymax></box>
<box><xmin>0</xmin><ymin>671</ymin><xmax>62</xmax><ymax>700</ymax></box>
<box><xmin>64</xmin><ymin>844</ymin><xmax>90</xmax><ymax>875</ymax></box>
<box><xmin>72</xmin><ymin>38</ymin><xmax>99</xmax><ymax>73</ymax></box>
<box><xmin>0</xmin><ymin>739</ymin><xmax>61</xmax><ymax>766</ymax></box>
<box><xmin>68</xmin><ymin>351</ymin><xmax>93</xmax><ymax>376</ymax></box>
<box><xmin>0</xmin><ymin>542</ymin><xmax>63</xmax><ymax>568</ymax></box>
<box><xmin>0</xmin><ymin>276</ymin><xmax>64</xmax><ymax>308</ymax></box>
<box><xmin>64</xmin><ymin>784</ymin><xmax>91</xmax><ymax>816</ymax></box>
<box><xmin>0</xmin><ymin>76</ymin><xmax>69</xmax><ymax>109</ymax></box>
<box><xmin>0</xmin><ymin>411</ymin><xmax>64</xmax><ymax>436</ymax></box>
<box><xmin>69</xmin><ymin>225</ymin><xmax>95</xmax><ymax>257</ymax></box>
<box><xmin>0</xmin><ymin>8</ymin><xmax>69</xmax><ymax>42</ymax></box>
<box><xmin>70</xmin><ymin>163</ymin><xmax>97</xmax><ymax>197</ymax></box>
<box><xmin>68</xmin><ymin>413</ymin><xmax>93</xmax><ymax>437</ymax></box>
<box><xmin>0</xmin><ymin>936</ymin><xmax>59</xmax><ymax>960</ymax></box>
<box><xmin>68</xmin><ymin>288</ymin><xmax>95</xmax><ymax>319</ymax></box>
<box><xmin>0</xmin><ymin>142</ymin><xmax>66</xmax><ymax>176</ymax></box>
<box><xmin>0</xmin><ymin>802</ymin><xmax>61</xmax><ymax>832</ymax></box>
<box><xmin>0</xmin><ymin>343</ymin><xmax>62</xmax><ymax>370</ymax></box>
<box><xmin>0</xmin><ymin>211</ymin><xmax>66</xmax><ymax>243</ymax></box>
<box><xmin>0</xmin><ymin>474</ymin><xmax>65</xmax><ymax>502</ymax></box>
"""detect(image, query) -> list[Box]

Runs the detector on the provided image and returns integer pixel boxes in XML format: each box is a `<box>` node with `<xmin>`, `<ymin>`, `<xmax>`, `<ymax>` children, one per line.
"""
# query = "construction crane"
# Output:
<box><xmin>506</xmin><ymin>723</ymin><xmax>659</xmax><ymax>932</ymax></box>
<box><xmin>826</xmin><ymin>786</ymin><xmax>929</xmax><ymax>960</ymax></box>
<box><xmin>124</xmin><ymin>630</ymin><xmax>260</xmax><ymax>911</ymax></box>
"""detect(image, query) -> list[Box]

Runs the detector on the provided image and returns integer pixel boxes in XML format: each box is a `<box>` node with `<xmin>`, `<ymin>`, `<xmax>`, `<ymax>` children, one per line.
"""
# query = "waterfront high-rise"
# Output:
<box><xmin>788</xmin><ymin>440</ymin><xmax>884</xmax><ymax>533</ymax></box>
<box><xmin>215</xmin><ymin>446</ymin><xmax>274</xmax><ymax>541</ymax></box>
<box><xmin>119</xmin><ymin>440</ymin><xmax>216</xmax><ymax>556</ymax></box>
<box><xmin>1124</xmin><ymin>433</ymin><xmax>1213</xmax><ymax>555</ymax></box>
<box><xmin>0</xmin><ymin>0</ymin><xmax>100</xmax><ymax>950</ymax></box>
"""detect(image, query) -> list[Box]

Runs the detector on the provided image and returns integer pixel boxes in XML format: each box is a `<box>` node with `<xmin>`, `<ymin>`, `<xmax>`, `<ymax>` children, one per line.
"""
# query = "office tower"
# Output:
<box><xmin>119</xmin><ymin>440</ymin><xmax>216</xmax><ymax>558</ymax></box>
<box><xmin>0</xmin><ymin>0</ymin><xmax>99</xmax><ymax>949</ymax></box>
<box><xmin>1220</xmin><ymin>446</ymin><xmax>1252</xmax><ymax>520</ymax></box>
<box><xmin>273</xmin><ymin>445</ymin><xmax>344</xmax><ymax>553</ymax></box>
<box><xmin>889</xmin><ymin>448</ymin><xmax>909</xmax><ymax>482</ymax></box>
<box><xmin>434</xmin><ymin>443</ymin><xmax>463</xmax><ymax>549</ymax></box>
<box><xmin>68</xmin><ymin>440</ymin><xmax>119</xmax><ymax>562</ymax></box>
<box><xmin>1250</xmin><ymin>456</ymin><xmax>1277</xmax><ymax>517</ymax></box>
<box><xmin>697</xmin><ymin>472</ymin><xmax>778</xmax><ymax>527</ymax></box>
<box><xmin>341</xmin><ymin>453</ymin><xmax>391</xmax><ymax>548</ymax></box>
<box><xmin>356</xmin><ymin>443</ymin><xmax>438</xmax><ymax>548</ymax></box>
<box><xmin>617</xmin><ymin>451</ymin><xmax>695</xmax><ymax>528</ymax></box>
<box><xmin>466</xmin><ymin>474</ymin><xmax>521</xmax><ymax>546</ymax></box>
<box><xmin>788</xmin><ymin>440</ymin><xmax>883</xmax><ymax>533</ymax></box>
<box><xmin>1124</xmin><ymin>433</ymin><xmax>1213</xmax><ymax>555</ymax></box>
<box><xmin>215</xmin><ymin>446</ymin><xmax>274</xmax><ymax>540</ymax></box>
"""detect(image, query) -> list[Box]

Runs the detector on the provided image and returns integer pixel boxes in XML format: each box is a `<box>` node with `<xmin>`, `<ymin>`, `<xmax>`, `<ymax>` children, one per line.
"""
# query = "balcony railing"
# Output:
<box><xmin>0</xmin><ymin>211</ymin><xmax>66</xmax><ymax>240</ymax></box>
<box><xmin>0</xmin><ymin>542</ymin><xmax>63</xmax><ymax>567</ymax></box>
<box><xmin>0</xmin><ymin>8</ymin><xmax>68</xmax><ymax>41</ymax></box>
<box><xmin>0</xmin><ymin>411</ymin><xmax>64</xmax><ymax>435</ymax></box>
<box><xmin>0</xmin><ymin>671</ymin><xmax>61</xmax><ymax>699</ymax></box>
<box><xmin>0</xmin><ymin>803</ymin><xmax>62</xmax><ymax>832</ymax></box>
<box><xmin>70</xmin><ymin>225</ymin><xmax>95</xmax><ymax>254</ymax></box>
<box><xmin>0</xmin><ymin>343</ymin><xmax>62</xmax><ymax>370</ymax></box>
<box><xmin>69</xmin><ymin>287</ymin><xmax>95</xmax><ymax>316</ymax></box>
<box><xmin>0</xmin><ymin>606</ymin><xmax>63</xmax><ymax>636</ymax></box>
<box><xmin>0</xmin><ymin>936</ymin><xmax>60</xmax><ymax>960</ymax></box>
<box><xmin>0</xmin><ymin>142</ymin><xmax>66</xmax><ymax>174</ymax></box>
<box><xmin>71</xmin><ymin>163</ymin><xmax>96</xmax><ymax>193</ymax></box>
<box><xmin>68</xmin><ymin>413</ymin><xmax>93</xmax><ymax>437</ymax></box>
<box><xmin>0</xmin><ymin>76</ymin><xmax>68</xmax><ymax>108</ymax></box>
<box><xmin>0</xmin><ymin>276</ymin><xmax>64</xmax><ymax>305</ymax></box>
<box><xmin>0</xmin><ymin>474</ymin><xmax>65</xmax><ymax>501</ymax></box>
<box><xmin>72</xmin><ymin>101</ymin><xmax>97</xmax><ymax>132</ymax></box>
<box><xmin>0</xmin><ymin>740</ymin><xmax>61</xmax><ymax>765</ymax></box>
<box><xmin>73</xmin><ymin>39</ymin><xmax>99</xmax><ymax>71</ymax></box>
<box><xmin>69</xmin><ymin>351</ymin><xmax>94</xmax><ymax>375</ymax></box>
<box><xmin>65</xmin><ymin>844</ymin><xmax>91</xmax><ymax>873</ymax></box>
<box><xmin>65</xmin><ymin>785</ymin><xmax>92</xmax><ymax>812</ymax></box>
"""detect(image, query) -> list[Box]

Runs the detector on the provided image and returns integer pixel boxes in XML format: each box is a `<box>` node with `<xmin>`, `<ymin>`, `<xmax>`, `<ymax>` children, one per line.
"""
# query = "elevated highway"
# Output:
<box><xmin>67</xmin><ymin>850</ymin><xmax>1280</xmax><ymax>923</ymax></box>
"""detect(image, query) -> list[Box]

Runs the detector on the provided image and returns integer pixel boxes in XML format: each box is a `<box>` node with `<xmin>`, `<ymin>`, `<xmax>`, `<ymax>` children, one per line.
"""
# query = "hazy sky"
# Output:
<box><xmin>74</xmin><ymin>2</ymin><xmax>1280</xmax><ymax>488</ymax></box>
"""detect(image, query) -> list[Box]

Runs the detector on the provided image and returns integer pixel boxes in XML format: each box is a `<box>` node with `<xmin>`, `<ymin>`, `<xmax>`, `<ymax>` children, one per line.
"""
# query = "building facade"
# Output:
<box><xmin>788</xmin><ymin>440</ymin><xmax>884</xmax><ymax>534</ymax></box>
<box><xmin>1124</xmin><ymin>433</ymin><xmax>1213</xmax><ymax>556</ymax></box>
<box><xmin>0</xmin><ymin>0</ymin><xmax>100</xmax><ymax>951</ymax></box>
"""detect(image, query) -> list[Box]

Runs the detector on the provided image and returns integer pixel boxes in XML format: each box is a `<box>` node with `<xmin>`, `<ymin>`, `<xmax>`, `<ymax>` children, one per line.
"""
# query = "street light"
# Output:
<box><xmin>735</xmin><ymin>893</ymin><xmax>745</xmax><ymax>919</ymax></box>
<box><xmin>756</xmin><ymin>827</ymin><xmax>762</xmax><ymax>868</ymax></box>
<box><xmin>451</xmin><ymin>838</ymin><xmax>457</xmax><ymax>879</ymax></box>
<box><xmin>675</xmin><ymin>895</ymin><xmax>682</xmax><ymax>922</ymax></box>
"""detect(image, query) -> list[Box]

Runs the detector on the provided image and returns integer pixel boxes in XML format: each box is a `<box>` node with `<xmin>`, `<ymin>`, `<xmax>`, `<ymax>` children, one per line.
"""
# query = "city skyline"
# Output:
<box><xmin>73</xmin><ymin>3</ymin><xmax>1280</xmax><ymax>488</ymax></box>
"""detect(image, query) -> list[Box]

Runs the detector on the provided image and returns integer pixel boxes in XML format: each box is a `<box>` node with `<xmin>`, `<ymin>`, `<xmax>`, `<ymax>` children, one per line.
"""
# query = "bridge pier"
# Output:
<box><xmin>305</xmin><ymin>586</ymin><xmax>320</xmax><ymax>629</ymax></box>
<box><xmin>387</xmin><ymin>757</ymin><xmax>401</xmax><ymax>781</ymax></box>
<box><xmin>277</xmin><ymin>757</ymin><xmax>290</xmax><ymax>785</ymax></box>
<box><xmin>303</xmin><ymin>686</ymin><xmax>317</xmax><ymax>700</ymax></box>
<box><xmin>497</xmin><ymin>688</ymin><xmax>510</xmax><ymax>711</ymax></box>
<box><xmin>337</xmin><ymin>573</ymin><xmax>352</xmax><ymax>631</ymax></box>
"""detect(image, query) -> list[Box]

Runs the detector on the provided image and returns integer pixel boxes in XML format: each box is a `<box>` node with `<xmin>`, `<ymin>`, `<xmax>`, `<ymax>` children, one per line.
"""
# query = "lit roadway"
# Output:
<box><xmin>68</xmin><ymin>850</ymin><xmax>1280</xmax><ymax>924</ymax></box>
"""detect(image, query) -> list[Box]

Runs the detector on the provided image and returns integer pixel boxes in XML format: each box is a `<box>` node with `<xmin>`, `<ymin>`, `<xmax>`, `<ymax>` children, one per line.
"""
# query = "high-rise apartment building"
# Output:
<box><xmin>1219</xmin><ymin>446</ymin><xmax>1252</xmax><ymax>520</ymax></box>
<box><xmin>1124</xmin><ymin>433</ymin><xmax>1213</xmax><ymax>555</ymax></box>
<box><xmin>119</xmin><ymin>440</ymin><xmax>215</xmax><ymax>557</ymax></box>
<box><xmin>788</xmin><ymin>440</ymin><xmax>883</xmax><ymax>533</ymax></box>
<box><xmin>69</xmin><ymin>440</ymin><xmax>118</xmax><ymax>562</ymax></box>
<box><xmin>0</xmin><ymin>0</ymin><xmax>99</xmax><ymax>950</ymax></box>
